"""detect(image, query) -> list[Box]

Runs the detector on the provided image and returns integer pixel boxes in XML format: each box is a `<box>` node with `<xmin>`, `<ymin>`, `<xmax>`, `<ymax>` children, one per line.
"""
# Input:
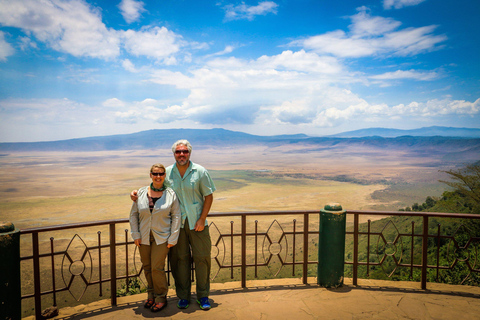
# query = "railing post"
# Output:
<box><xmin>353</xmin><ymin>213</ymin><xmax>359</xmax><ymax>286</ymax></box>
<box><xmin>318</xmin><ymin>204</ymin><xmax>347</xmax><ymax>288</ymax></box>
<box><xmin>32</xmin><ymin>231</ymin><xmax>42</xmax><ymax>319</ymax></box>
<box><xmin>109</xmin><ymin>223</ymin><xmax>117</xmax><ymax>306</ymax></box>
<box><xmin>303</xmin><ymin>213</ymin><xmax>309</xmax><ymax>284</ymax></box>
<box><xmin>241</xmin><ymin>215</ymin><xmax>246</xmax><ymax>288</ymax></box>
<box><xmin>421</xmin><ymin>215</ymin><xmax>429</xmax><ymax>290</ymax></box>
<box><xmin>0</xmin><ymin>222</ymin><xmax>21</xmax><ymax>320</ymax></box>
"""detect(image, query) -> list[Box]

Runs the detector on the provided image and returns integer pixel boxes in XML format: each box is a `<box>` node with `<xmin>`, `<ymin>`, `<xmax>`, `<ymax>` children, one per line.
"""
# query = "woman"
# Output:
<box><xmin>129</xmin><ymin>163</ymin><xmax>181</xmax><ymax>312</ymax></box>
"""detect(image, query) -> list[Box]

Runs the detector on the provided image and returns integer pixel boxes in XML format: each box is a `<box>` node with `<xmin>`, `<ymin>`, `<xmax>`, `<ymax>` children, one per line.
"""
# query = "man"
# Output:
<box><xmin>131</xmin><ymin>139</ymin><xmax>216</xmax><ymax>310</ymax></box>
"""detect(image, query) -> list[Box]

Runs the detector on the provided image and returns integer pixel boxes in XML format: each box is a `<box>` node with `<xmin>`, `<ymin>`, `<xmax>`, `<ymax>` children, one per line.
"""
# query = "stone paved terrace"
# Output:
<box><xmin>23</xmin><ymin>278</ymin><xmax>480</xmax><ymax>320</ymax></box>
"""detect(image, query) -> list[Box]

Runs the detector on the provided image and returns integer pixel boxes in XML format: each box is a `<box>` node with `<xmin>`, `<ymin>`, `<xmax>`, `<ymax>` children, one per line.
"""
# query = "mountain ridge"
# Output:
<box><xmin>1</xmin><ymin>126</ymin><xmax>479</xmax><ymax>152</ymax></box>
<box><xmin>328</xmin><ymin>126</ymin><xmax>480</xmax><ymax>138</ymax></box>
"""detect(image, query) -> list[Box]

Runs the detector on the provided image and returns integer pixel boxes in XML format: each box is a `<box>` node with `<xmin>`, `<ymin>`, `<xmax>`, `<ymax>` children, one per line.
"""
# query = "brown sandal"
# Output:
<box><xmin>144</xmin><ymin>299</ymin><xmax>154</xmax><ymax>308</ymax></box>
<box><xmin>151</xmin><ymin>301</ymin><xmax>167</xmax><ymax>312</ymax></box>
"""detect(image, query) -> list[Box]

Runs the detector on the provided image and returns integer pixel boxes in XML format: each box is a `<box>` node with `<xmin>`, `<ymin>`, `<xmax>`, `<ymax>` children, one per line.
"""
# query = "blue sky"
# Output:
<box><xmin>0</xmin><ymin>0</ymin><xmax>479</xmax><ymax>142</ymax></box>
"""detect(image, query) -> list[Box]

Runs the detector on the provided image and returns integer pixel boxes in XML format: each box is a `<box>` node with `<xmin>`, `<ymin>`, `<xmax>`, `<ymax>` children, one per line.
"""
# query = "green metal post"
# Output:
<box><xmin>0</xmin><ymin>221</ymin><xmax>21</xmax><ymax>320</ymax></box>
<box><xmin>317</xmin><ymin>203</ymin><xmax>346</xmax><ymax>288</ymax></box>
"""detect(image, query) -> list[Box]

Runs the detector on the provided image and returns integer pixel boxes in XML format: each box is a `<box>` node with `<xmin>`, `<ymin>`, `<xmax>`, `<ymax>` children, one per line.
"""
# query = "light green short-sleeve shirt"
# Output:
<box><xmin>165</xmin><ymin>161</ymin><xmax>216</xmax><ymax>230</ymax></box>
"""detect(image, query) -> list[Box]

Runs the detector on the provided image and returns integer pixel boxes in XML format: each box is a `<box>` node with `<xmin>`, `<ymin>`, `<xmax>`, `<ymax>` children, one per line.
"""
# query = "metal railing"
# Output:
<box><xmin>19</xmin><ymin>210</ymin><xmax>480</xmax><ymax>319</ymax></box>
<box><xmin>346</xmin><ymin>210</ymin><xmax>480</xmax><ymax>289</ymax></box>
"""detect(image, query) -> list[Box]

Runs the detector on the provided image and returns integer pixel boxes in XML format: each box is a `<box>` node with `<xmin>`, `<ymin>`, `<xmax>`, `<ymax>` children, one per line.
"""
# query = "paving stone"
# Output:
<box><xmin>22</xmin><ymin>279</ymin><xmax>480</xmax><ymax>320</ymax></box>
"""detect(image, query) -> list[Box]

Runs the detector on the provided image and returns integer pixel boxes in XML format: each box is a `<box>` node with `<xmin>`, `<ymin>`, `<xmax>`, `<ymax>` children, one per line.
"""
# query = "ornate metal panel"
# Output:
<box><xmin>447</xmin><ymin>224</ymin><xmax>478</xmax><ymax>284</ymax></box>
<box><xmin>61</xmin><ymin>234</ymin><xmax>92</xmax><ymax>301</ymax></box>
<box><xmin>376</xmin><ymin>220</ymin><xmax>403</xmax><ymax>277</ymax></box>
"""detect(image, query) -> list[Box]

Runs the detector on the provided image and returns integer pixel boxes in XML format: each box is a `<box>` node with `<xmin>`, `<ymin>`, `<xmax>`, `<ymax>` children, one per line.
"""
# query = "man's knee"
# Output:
<box><xmin>193</xmin><ymin>254</ymin><xmax>211</xmax><ymax>265</ymax></box>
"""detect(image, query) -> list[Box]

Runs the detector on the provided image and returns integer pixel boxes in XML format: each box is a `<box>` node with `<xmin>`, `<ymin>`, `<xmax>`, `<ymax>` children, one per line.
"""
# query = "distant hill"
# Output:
<box><xmin>0</xmin><ymin>127</ymin><xmax>479</xmax><ymax>164</ymax></box>
<box><xmin>0</xmin><ymin>128</ymin><xmax>309</xmax><ymax>152</ymax></box>
<box><xmin>329</xmin><ymin>126</ymin><xmax>480</xmax><ymax>138</ymax></box>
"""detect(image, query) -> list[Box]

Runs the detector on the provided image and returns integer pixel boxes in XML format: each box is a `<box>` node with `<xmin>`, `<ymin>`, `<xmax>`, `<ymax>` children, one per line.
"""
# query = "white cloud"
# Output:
<box><xmin>122</xmin><ymin>26</ymin><xmax>182</xmax><ymax>63</ymax></box>
<box><xmin>300</xmin><ymin>30</ymin><xmax>378</xmax><ymax>58</ymax></box>
<box><xmin>419</xmin><ymin>98</ymin><xmax>479</xmax><ymax>116</ymax></box>
<box><xmin>370</xmin><ymin>69</ymin><xmax>441</xmax><ymax>81</ymax></box>
<box><xmin>119</xmin><ymin>0</ymin><xmax>146</xmax><ymax>23</ymax></box>
<box><xmin>113</xmin><ymin>98</ymin><xmax>187</xmax><ymax>124</ymax></box>
<box><xmin>270</xmin><ymin>95</ymin><xmax>480</xmax><ymax>129</ymax></box>
<box><xmin>271</xmin><ymin>100</ymin><xmax>317</xmax><ymax>124</ymax></box>
<box><xmin>350</xmin><ymin>7</ymin><xmax>401</xmax><ymax>36</ymax></box>
<box><xmin>122</xmin><ymin>59</ymin><xmax>138</xmax><ymax>72</ymax></box>
<box><xmin>223</xmin><ymin>1</ymin><xmax>278</xmax><ymax>21</ymax></box>
<box><xmin>1</xmin><ymin>94</ymin><xmax>478</xmax><ymax>142</ymax></box>
<box><xmin>149</xmin><ymin>50</ymin><xmax>345</xmax><ymax>99</ymax></box>
<box><xmin>115</xmin><ymin>109</ymin><xmax>142</xmax><ymax>124</ymax></box>
<box><xmin>0</xmin><ymin>98</ymin><xmax>97</xmax><ymax>141</ymax></box>
<box><xmin>141</xmin><ymin>51</ymin><xmax>361</xmax><ymax>126</ymax></box>
<box><xmin>268</xmin><ymin>88</ymin><xmax>383</xmax><ymax>126</ymax></box>
<box><xmin>149</xmin><ymin>70</ymin><xmax>199</xmax><ymax>89</ymax></box>
<box><xmin>206</xmin><ymin>45</ymin><xmax>235</xmax><ymax>58</ymax></box>
<box><xmin>0</xmin><ymin>0</ymin><xmax>187</xmax><ymax>63</ymax></box>
<box><xmin>256</xmin><ymin>50</ymin><xmax>343</xmax><ymax>74</ymax></box>
<box><xmin>315</xmin><ymin>97</ymin><xmax>480</xmax><ymax>125</ymax></box>
<box><xmin>292</xmin><ymin>7</ymin><xmax>446</xmax><ymax>58</ymax></box>
<box><xmin>383</xmin><ymin>25</ymin><xmax>445</xmax><ymax>56</ymax></box>
<box><xmin>0</xmin><ymin>0</ymin><xmax>120</xmax><ymax>59</ymax></box>
<box><xmin>145</xmin><ymin>48</ymin><xmax>479</xmax><ymax>127</ymax></box>
<box><xmin>0</xmin><ymin>97</ymin><xmax>147</xmax><ymax>141</ymax></box>
<box><xmin>384</xmin><ymin>0</ymin><xmax>427</xmax><ymax>10</ymax></box>
<box><xmin>18</xmin><ymin>36</ymin><xmax>38</xmax><ymax>51</ymax></box>
<box><xmin>0</xmin><ymin>31</ymin><xmax>14</xmax><ymax>61</ymax></box>
<box><xmin>103</xmin><ymin>98</ymin><xmax>126</xmax><ymax>108</ymax></box>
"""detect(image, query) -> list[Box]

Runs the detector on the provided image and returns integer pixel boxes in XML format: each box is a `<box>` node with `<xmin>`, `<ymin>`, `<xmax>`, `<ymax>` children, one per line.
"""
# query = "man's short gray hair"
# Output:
<box><xmin>171</xmin><ymin>139</ymin><xmax>193</xmax><ymax>153</ymax></box>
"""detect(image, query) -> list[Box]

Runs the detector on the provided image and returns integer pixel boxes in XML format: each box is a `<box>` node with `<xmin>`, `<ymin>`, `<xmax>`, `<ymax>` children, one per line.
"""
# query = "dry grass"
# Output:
<box><xmin>0</xmin><ymin>145</ymin><xmax>453</xmax><ymax>229</ymax></box>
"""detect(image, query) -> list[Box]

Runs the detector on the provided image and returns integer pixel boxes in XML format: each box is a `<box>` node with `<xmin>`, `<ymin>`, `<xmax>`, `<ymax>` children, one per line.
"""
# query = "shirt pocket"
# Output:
<box><xmin>191</xmin><ymin>202</ymin><xmax>202</xmax><ymax>215</ymax></box>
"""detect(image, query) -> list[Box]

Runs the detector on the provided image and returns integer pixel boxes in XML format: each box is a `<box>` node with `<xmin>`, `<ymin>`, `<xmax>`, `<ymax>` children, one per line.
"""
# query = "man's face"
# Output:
<box><xmin>174</xmin><ymin>144</ymin><xmax>190</xmax><ymax>166</ymax></box>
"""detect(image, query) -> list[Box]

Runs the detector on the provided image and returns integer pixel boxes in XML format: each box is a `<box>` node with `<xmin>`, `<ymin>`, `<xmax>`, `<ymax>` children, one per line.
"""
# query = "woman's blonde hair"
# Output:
<box><xmin>150</xmin><ymin>163</ymin><xmax>165</xmax><ymax>173</ymax></box>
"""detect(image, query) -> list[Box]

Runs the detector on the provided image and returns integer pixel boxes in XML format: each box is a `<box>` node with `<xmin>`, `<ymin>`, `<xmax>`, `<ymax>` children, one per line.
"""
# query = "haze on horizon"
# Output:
<box><xmin>0</xmin><ymin>0</ymin><xmax>479</xmax><ymax>143</ymax></box>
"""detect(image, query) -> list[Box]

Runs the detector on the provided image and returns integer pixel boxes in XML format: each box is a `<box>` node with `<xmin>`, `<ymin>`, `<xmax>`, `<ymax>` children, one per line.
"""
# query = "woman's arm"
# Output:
<box><xmin>130</xmin><ymin>186</ymin><xmax>148</xmax><ymax>245</ymax></box>
<box><xmin>129</xmin><ymin>200</ymin><xmax>141</xmax><ymax>246</ymax></box>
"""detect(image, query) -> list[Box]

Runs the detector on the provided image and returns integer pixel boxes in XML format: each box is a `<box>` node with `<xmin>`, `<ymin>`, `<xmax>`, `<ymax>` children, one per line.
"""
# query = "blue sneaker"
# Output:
<box><xmin>197</xmin><ymin>297</ymin><xmax>211</xmax><ymax>310</ymax></box>
<box><xmin>177</xmin><ymin>299</ymin><xmax>189</xmax><ymax>309</ymax></box>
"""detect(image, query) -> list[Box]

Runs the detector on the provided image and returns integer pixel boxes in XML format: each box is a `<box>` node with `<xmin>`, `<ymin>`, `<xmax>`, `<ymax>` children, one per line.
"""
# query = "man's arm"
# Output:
<box><xmin>194</xmin><ymin>194</ymin><xmax>213</xmax><ymax>232</ymax></box>
<box><xmin>130</xmin><ymin>190</ymin><xmax>138</xmax><ymax>201</ymax></box>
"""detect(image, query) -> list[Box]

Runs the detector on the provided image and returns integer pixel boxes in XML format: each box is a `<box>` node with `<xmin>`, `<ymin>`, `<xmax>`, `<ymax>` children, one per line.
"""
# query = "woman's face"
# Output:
<box><xmin>150</xmin><ymin>167</ymin><xmax>166</xmax><ymax>185</ymax></box>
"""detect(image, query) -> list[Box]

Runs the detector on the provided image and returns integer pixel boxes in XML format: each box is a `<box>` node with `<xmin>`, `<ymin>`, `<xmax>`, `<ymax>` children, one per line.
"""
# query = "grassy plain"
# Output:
<box><xmin>0</xmin><ymin>144</ymin><xmax>462</xmax><ymax>317</ymax></box>
<box><xmin>0</xmin><ymin>144</ymin><xmax>454</xmax><ymax>229</ymax></box>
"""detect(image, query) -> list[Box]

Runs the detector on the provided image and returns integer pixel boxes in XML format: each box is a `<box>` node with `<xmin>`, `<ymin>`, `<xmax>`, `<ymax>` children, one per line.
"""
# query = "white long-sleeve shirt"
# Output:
<box><xmin>129</xmin><ymin>186</ymin><xmax>181</xmax><ymax>246</ymax></box>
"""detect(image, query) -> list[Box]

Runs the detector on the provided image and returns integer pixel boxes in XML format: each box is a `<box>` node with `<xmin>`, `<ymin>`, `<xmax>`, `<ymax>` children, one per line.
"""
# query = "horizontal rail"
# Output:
<box><xmin>346</xmin><ymin>210</ymin><xmax>480</xmax><ymax>219</ymax></box>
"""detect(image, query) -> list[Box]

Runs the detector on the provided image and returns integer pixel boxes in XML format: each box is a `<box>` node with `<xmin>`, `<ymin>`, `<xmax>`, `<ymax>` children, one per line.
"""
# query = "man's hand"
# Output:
<box><xmin>194</xmin><ymin>218</ymin><xmax>206</xmax><ymax>232</ymax></box>
<box><xmin>134</xmin><ymin>239</ymin><xmax>141</xmax><ymax>247</ymax></box>
<box><xmin>130</xmin><ymin>190</ymin><xmax>138</xmax><ymax>201</ymax></box>
<box><xmin>194</xmin><ymin>194</ymin><xmax>212</xmax><ymax>232</ymax></box>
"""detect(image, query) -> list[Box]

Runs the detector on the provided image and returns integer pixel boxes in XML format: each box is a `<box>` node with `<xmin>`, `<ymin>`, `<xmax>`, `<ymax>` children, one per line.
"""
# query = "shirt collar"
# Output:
<box><xmin>173</xmin><ymin>161</ymin><xmax>195</xmax><ymax>178</ymax></box>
